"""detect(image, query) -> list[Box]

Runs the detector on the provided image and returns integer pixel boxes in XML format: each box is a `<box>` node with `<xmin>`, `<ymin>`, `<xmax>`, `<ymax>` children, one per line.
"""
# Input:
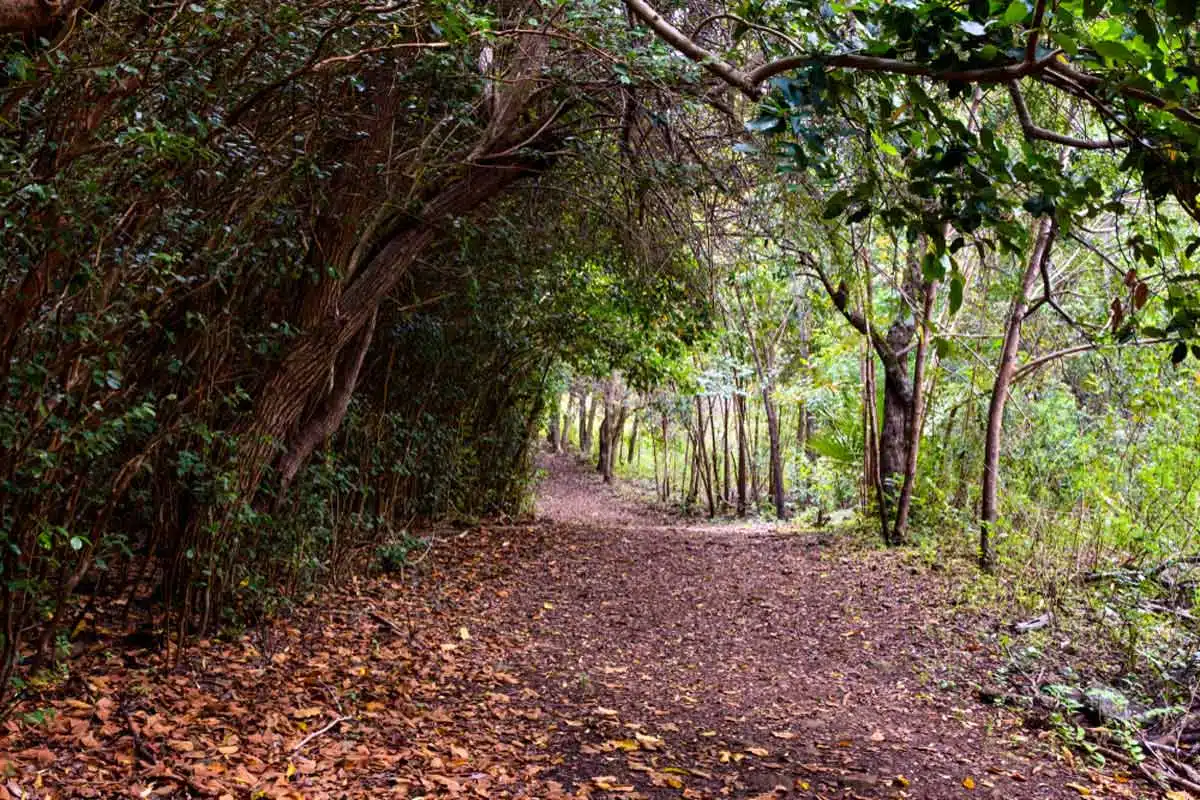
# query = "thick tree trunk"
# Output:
<box><xmin>877</xmin><ymin>368</ymin><xmax>910</xmax><ymax>530</ymax></box>
<box><xmin>277</xmin><ymin>309</ymin><xmax>378</xmax><ymax>492</ymax></box>
<box><xmin>980</xmin><ymin>217</ymin><xmax>1056</xmax><ymax>570</ymax></box>
<box><xmin>596</xmin><ymin>410</ymin><xmax>611</xmax><ymax>478</ymax></box>
<box><xmin>235</xmin><ymin>148</ymin><xmax>552</xmax><ymax>504</ymax></box>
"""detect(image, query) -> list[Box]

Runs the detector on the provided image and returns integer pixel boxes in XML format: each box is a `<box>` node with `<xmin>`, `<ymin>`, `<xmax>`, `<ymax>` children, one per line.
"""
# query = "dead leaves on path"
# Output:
<box><xmin>0</xmin><ymin>457</ymin><xmax>1163</xmax><ymax>800</ymax></box>
<box><xmin>0</xmin><ymin>525</ymin><xmax>580</xmax><ymax>799</ymax></box>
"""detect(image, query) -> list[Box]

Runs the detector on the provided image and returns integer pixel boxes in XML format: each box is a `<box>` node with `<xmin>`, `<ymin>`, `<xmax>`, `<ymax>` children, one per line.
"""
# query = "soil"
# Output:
<box><xmin>0</xmin><ymin>454</ymin><xmax>1155</xmax><ymax>799</ymax></box>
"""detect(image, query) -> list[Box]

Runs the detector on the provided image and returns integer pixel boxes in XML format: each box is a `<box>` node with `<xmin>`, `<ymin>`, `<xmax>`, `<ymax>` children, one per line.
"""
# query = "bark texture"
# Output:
<box><xmin>980</xmin><ymin>217</ymin><xmax>1056</xmax><ymax>570</ymax></box>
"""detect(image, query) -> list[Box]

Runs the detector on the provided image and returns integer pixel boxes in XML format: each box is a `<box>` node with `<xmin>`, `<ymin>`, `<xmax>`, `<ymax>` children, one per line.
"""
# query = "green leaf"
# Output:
<box><xmin>949</xmin><ymin>275</ymin><xmax>964</xmax><ymax>315</ymax></box>
<box><xmin>1171</xmin><ymin>341</ymin><xmax>1188</xmax><ymax>364</ymax></box>
<box><xmin>1003</xmin><ymin>0</ymin><xmax>1028</xmax><ymax>25</ymax></box>
<box><xmin>922</xmin><ymin>252</ymin><xmax>948</xmax><ymax>282</ymax></box>
<box><xmin>822</xmin><ymin>191</ymin><xmax>851</xmax><ymax>220</ymax></box>
<box><xmin>1092</xmin><ymin>39</ymin><xmax>1133</xmax><ymax>63</ymax></box>
<box><xmin>1051</xmin><ymin>32</ymin><xmax>1079</xmax><ymax>55</ymax></box>
<box><xmin>1083</xmin><ymin>0</ymin><xmax>1107</xmax><ymax>19</ymax></box>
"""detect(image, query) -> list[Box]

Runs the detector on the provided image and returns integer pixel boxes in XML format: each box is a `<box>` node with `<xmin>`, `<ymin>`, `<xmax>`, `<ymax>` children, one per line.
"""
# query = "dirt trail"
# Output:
<box><xmin>486</xmin><ymin>454</ymin><xmax>1141</xmax><ymax>799</ymax></box>
<box><xmin>1</xmin><ymin>455</ymin><xmax>1151</xmax><ymax>799</ymax></box>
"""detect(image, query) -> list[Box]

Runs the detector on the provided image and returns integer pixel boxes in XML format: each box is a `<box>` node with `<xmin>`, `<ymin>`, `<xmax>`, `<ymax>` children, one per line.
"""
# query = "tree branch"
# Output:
<box><xmin>1024</xmin><ymin>0</ymin><xmax>1048</xmax><ymax>63</ymax></box>
<box><xmin>1007</xmin><ymin>82</ymin><xmax>1129</xmax><ymax>150</ymax></box>
<box><xmin>747</xmin><ymin>49</ymin><xmax>1063</xmax><ymax>87</ymax></box>
<box><xmin>1013</xmin><ymin>338</ymin><xmax>1171</xmax><ymax>383</ymax></box>
<box><xmin>689</xmin><ymin>12</ymin><xmax>802</xmax><ymax>51</ymax></box>
<box><xmin>624</xmin><ymin>0</ymin><xmax>762</xmax><ymax>99</ymax></box>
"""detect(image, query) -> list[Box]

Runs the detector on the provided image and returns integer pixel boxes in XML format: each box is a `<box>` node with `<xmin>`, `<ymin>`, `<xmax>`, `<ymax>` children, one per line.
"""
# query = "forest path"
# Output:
<box><xmin>4</xmin><ymin>455</ymin><xmax>1150</xmax><ymax>799</ymax></box>
<box><xmin>485</xmin><ymin>453</ymin><xmax>1144</xmax><ymax>800</ymax></box>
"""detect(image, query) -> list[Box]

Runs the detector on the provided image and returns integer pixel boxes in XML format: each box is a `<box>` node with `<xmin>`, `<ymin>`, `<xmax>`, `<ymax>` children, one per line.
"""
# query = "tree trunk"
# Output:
<box><xmin>696</xmin><ymin>397</ymin><xmax>715</xmax><ymax>517</ymax></box>
<box><xmin>877</xmin><ymin>366</ymin><xmax>910</xmax><ymax>534</ymax></box>
<box><xmin>980</xmin><ymin>217</ymin><xmax>1056</xmax><ymax>570</ymax></box>
<box><xmin>762</xmin><ymin>387</ymin><xmax>786</xmax><ymax>519</ymax></box>
<box><xmin>277</xmin><ymin>309</ymin><xmax>378</xmax><ymax>492</ymax></box>
<box><xmin>547</xmin><ymin>391</ymin><xmax>561</xmax><ymax>451</ymax></box>
<box><xmin>596</xmin><ymin>409</ymin><xmax>611</xmax><ymax>479</ymax></box>
<box><xmin>750</xmin><ymin>402</ymin><xmax>760</xmax><ymax>505</ymax></box>
<box><xmin>735</xmin><ymin>394</ymin><xmax>748</xmax><ymax>517</ymax></box>
<box><xmin>660</xmin><ymin>413</ymin><xmax>670</xmax><ymax>501</ymax></box>
<box><xmin>578</xmin><ymin>389</ymin><xmax>590</xmax><ymax>453</ymax></box>
<box><xmin>707</xmin><ymin>397</ymin><xmax>721</xmax><ymax>507</ymax></box>
<box><xmin>722</xmin><ymin>397</ymin><xmax>731</xmax><ymax>505</ymax></box>
<box><xmin>626</xmin><ymin>411</ymin><xmax>639</xmax><ymax>465</ymax></box>
<box><xmin>863</xmin><ymin>345</ymin><xmax>889</xmax><ymax>541</ymax></box>
<box><xmin>234</xmin><ymin>145</ymin><xmax>552</xmax><ymax>505</ymax></box>
<box><xmin>584</xmin><ymin>391</ymin><xmax>599</xmax><ymax>456</ymax></box>
<box><xmin>614</xmin><ymin>402</ymin><xmax>628</xmax><ymax>466</ymax></box>
<box><xmin>891</xmin><ymin>281</ymin><xmax>936</xmax><ymax>544</ymax></box>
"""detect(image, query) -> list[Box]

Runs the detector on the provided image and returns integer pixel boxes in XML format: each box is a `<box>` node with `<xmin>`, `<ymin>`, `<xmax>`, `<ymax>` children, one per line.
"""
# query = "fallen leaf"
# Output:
<box><xmin>963</xmin><ymin>776</ymin><xmax>976</xmax><ymax>790</ymax></box>
<box><xmin>292</xmin><ymin>707</ymin><xmax>322</xmax><ymax>719</ymax></box>
<box><xmin>634</xmin><ymin>733</ymin><xmax>663</xmax><ymax>750</ymax></box>
<box><xmin>592</xmin><ymin>775</ymin><xmax>634</xmax><ymax>792</ymax></box>
<box><xmin>16</xmin><ymin>749</ymin><xmax>55</xmax><ymax>767</ymax></box>
<box><xmin>604</xmin><ymin>739</ymin><xmax>640</xmax><ymax>752</ymax></box>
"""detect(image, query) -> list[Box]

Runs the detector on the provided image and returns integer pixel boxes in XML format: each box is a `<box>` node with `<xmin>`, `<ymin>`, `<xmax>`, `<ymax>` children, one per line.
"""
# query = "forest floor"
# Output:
<box><xmin>0</xmin><ymin>455</ymin><xmax>1156</xmax><ymax>799</ymax></box>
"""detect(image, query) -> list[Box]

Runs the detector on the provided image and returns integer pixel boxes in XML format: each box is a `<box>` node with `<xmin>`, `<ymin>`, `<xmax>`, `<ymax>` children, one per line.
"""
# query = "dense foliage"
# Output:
<box><xmin>4</xmin><ymin>2</ymin><xmax>1200</xmax><ymax>777</ymax></box>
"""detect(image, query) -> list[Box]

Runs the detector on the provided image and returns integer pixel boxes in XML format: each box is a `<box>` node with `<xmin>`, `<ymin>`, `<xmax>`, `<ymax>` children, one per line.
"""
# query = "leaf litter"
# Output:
<box><xmin>0</xmin><ymin>455</ymin><xmax>1159</xmax><ymax>798</ymax></box>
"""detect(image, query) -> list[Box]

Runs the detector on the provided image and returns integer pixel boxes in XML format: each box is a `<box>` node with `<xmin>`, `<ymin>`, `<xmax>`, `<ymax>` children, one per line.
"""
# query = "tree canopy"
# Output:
<box><xmin>4</xmin><ymin>2</ymin><xmax>1200</xmax><ymax>787</ymax></box>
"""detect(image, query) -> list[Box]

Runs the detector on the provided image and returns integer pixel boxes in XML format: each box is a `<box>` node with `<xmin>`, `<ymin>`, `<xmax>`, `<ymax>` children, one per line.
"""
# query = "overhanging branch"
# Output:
<box><xmin>625</xmin><ymin>0</ymin><xmax>761</xmax><ymax>99</ymax></box>
<box><xmin>1007</xmin><ymin>82</ymin><xmax>1129</xmax><ymax>150</ymax></box>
